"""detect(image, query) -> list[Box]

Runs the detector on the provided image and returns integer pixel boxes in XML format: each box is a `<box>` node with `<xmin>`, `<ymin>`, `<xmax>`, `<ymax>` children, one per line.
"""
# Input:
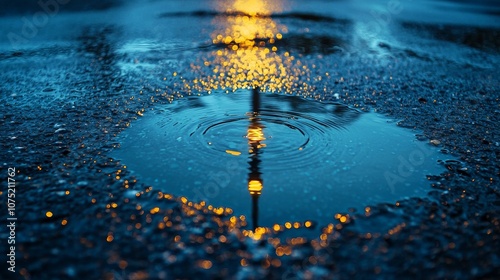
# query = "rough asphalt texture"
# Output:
<box><xmin>0</xmin><ymin>1</ymin><xmax>499</xmax><ymax>279</ymax></box>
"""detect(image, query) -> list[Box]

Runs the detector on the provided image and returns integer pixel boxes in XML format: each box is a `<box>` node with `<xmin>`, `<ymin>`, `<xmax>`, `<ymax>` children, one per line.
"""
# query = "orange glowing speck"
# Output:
<box><xmin>225</xmin><ymin>150</ymin><xmax>242</xmax><ymax>156</ymax></box>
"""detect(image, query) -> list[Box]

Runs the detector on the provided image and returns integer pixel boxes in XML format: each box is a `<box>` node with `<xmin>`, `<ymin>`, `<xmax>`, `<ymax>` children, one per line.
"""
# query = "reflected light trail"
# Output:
<box><xmin>184</xmin><ymin>0</ymin><xmax>314</xmax><ymax>94</ymax></box>
<box><xmin>247</xmin><ymin>88</ymin><xmax>265</xmax><ymax>230</ymax></box>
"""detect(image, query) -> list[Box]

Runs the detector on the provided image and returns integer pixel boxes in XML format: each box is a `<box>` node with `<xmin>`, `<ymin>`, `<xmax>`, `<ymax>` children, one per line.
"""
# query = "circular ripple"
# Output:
<box><xmin>154</xmin><ymin>91</ymin><xmax>361</xmax><ymax>171</ymax></box>
<box><xmin>114</xmin><ymin>90</ymin><xmax>447</xmax><ymax>229</ymax></box>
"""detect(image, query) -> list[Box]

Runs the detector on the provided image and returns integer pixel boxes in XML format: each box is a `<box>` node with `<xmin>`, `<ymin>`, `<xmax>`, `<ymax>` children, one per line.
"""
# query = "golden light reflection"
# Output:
<box><xmin>248</xmin><ymin>179</ymin><xmax>263</xmax><ymax>195</ymax></box>
<box><xmin>228</xmin><ymin>0</ymin><xmax>281</xmax><ymax>16</ymax></box>
<box><xmin>247</xmin><ymin>88</ymin><xmax>265</xmax><ymax>231</ymax></box>
<box><xmin>152</xmin><ymin>1</ymin><xmax>329</xmax><ymax>236</ymax></box>
<box><xmin>147</xmin><ymin>187</ymin><xmax>326</xmax><ymax>246</ymax></box>
<box><xmin>225</xmin><ymin>150</ymin><xmax>242</xmax><ymax>156</ymax></box>
<box><xmin>247</xmin><ymin>126</ymin><xmax>266</xmax><ymax>143</ymax></box>
<box><xmin>197</xmin><ymin>260</ymin><xmax>213</xmax><ymax>269</ymax></box>
<box><xmin>106</xmin><ymin>235</ymin><xmax>114</xmax><ymax>242</ymax></box>
<box><xmin>215</xmin><ymin>0</ymin><xmax>284</xmax><ymax>43</ymax></box>
<box><xmin>185</xmin><ymin>0</ymin><xmax>312</xmax><ymax>94</ymax></box>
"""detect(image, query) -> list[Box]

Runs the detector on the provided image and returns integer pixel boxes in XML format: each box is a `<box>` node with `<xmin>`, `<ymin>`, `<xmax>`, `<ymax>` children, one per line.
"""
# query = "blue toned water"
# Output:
<box><xmin>112</xmin><ymin>90</ymin><xmax>449</xmax><ymax>229</ymax></box>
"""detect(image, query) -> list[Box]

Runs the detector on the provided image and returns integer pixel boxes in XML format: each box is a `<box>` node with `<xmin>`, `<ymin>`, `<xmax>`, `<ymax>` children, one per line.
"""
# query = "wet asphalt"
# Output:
<box><xmin>0</xmin><ymin>0</ymin><xmax>499</xmax><ymax>279</ymax></box>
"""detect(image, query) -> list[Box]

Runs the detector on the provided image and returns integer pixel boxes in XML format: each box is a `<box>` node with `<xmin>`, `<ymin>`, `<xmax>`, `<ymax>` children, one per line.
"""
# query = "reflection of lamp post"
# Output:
<box><xmin>247</xmin><ymin>87</ymin><xmax>265</xmax><ymax>230</ymax></box>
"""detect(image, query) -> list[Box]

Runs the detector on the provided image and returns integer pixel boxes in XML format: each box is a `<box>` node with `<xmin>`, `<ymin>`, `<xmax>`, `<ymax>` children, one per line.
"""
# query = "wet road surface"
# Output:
<box><xmin>0</xmin><ymin>0</ymin><xmax>499</xmax><ymax>279</ymax></box>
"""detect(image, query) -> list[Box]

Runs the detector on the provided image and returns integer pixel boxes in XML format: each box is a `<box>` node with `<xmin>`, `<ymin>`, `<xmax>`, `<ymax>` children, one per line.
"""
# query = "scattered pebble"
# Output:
<box><xmin>430</xmin><ymin>139</ymin><xmax>441</xmax><ymax>145</ymax></box>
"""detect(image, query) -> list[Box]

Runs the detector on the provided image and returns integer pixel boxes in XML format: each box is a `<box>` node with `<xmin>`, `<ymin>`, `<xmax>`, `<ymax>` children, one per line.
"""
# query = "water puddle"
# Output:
<box><xmin>112</xmin><ymin>89</ymin><xmax>448</xmax><ymax>233</ymax></box>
